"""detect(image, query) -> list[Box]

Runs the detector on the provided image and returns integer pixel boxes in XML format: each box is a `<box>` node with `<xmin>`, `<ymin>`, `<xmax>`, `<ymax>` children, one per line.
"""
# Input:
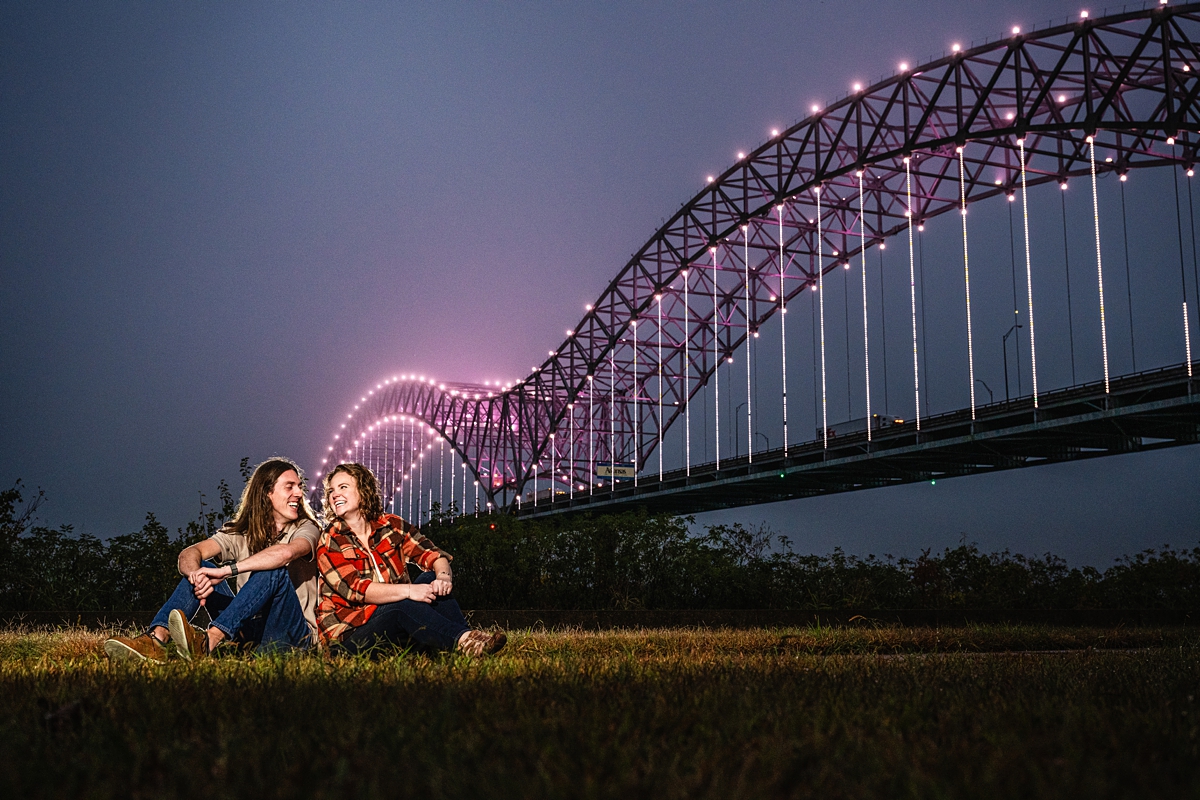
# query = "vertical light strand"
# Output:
<box><xmin>1088</xmin><ymin>137</ymin><xmax>1111</xmax><ymax>393</ymax></box>
<box><xmin>816</xmin><ymin>186</ymin><xmax>828</xmax><ymax>448</ymax></box>
<box><xmin>610</xmin><ymin>347</ymin><xmax>615</xmax><ymax>487</ymax></box>
<box><xmin>712</xmin><ymin>247</ymin><xmax>720</xmax><ymax>469</ymax></box>
<box><xmin>449</xmin><ymin>441</ymin><xmax>455</xmax><ymax>517</ymax></box>
<box><xmin>569</xmin><ymin>403</ymin><xmax>575</xmax><ymax>500</ymax></box>
<box><xmin>657</xmin><ymin>294</ymin><xmax>664</xmax><ymax>480</ymax></box>
<box><xmin>778</xmin><ymin>204</ymin><xmax>789</xmax><ymax>454</ymax></box>
<box><xmin>400</xmin><ymin>418</ymin><xmax>406</xmax><ymax>520</ymax></box>
<box><xmin>905</xmin><ymin>157</ymin><xmax>921</xmax><ymax>429</ymax></box>
<box><xmin>588</xmin><ymin>375</ymin><xmax>595</xmax><ymax>493</ymax></box>
<box><xmin>1175</xmin><ymin>158</ymin><xmax>1195</xmax><ymax>377</ymax></box>
<box><xmin>858</xmin><ymin>172</ymin><xmax>871</xmax><ymax>441</ymax></box>
<box><xmin>408</xmin><ymin>417</ymin><xmax>415</xmax><ymax>520</ymax></box>
<box><xmin>684</xmin><ymin>270</ymin><xmax>691</xmax><ymax>475</ymax></box>
<box><xmin>744</xmin><ymin>227</ymin><xmax>753</xmax><ymax>461</ymax></box>
<box><xmin>1191</xmin><ymin>166</ymin><xmax>1200</xmax><ymax>351</ymax></box>
<box><xmin>1019</xmin><ymin>138</ymin><xmax>1040</xmax><ymax>406</ymax></box>
<box><xmin>439</xmin><ymin>438</ymin><xmax>445</xmax><ymax>514</ymax></box>
<box><xmin>549</xmin><ymin>434</ymin><xmax>557</xmax><ymax>500</ymax></box>
<box><xmin>958</xmin><ymin>147</ymin><xmax>977</xmax><ymax>419</ymax></box>
<box><xmin>632</xmin><ymin>320</ymin><xmax>638</xmax><ymax>487</ymax></box>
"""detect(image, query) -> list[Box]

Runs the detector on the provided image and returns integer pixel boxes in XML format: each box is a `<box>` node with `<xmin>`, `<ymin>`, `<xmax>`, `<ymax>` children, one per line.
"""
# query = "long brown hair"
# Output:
<box><xmin>322</xmin><ymin>463</ymin><xmax>384</xmax><ymax>527</ymax></box>
<box><xmin>226</xmin><ymin>458</ymin><xmax>315</xmax><ymax>554</ymax></box>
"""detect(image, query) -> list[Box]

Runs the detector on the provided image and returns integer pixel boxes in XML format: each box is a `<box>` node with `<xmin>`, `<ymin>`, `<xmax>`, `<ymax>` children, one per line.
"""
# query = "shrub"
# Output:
<box><xmin>1</xmin><ymin>482</ymin><xmax>1196</xmax><ymax>612</ymax></box>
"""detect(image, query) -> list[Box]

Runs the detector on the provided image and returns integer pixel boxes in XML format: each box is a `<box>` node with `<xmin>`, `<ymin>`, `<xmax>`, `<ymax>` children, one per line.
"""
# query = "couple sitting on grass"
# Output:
<box><xmin>104</xmin><ymin>458</ymin><xmax>506</xmax><ymax>663</ymax></box>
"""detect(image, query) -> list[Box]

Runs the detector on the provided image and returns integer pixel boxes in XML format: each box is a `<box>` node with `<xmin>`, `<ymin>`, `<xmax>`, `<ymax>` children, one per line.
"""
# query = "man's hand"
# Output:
<box><xmin>186</xmin><ymin>568</ymin><xmax>220</xmax><ymax>602</ymax></box>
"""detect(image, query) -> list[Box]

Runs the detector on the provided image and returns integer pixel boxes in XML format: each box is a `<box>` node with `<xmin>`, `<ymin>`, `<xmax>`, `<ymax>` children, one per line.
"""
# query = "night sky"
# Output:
<box><xmin>3</xmin><ymin>1</ymin><xmax>1197</xmax><ymax>567</ymax></box>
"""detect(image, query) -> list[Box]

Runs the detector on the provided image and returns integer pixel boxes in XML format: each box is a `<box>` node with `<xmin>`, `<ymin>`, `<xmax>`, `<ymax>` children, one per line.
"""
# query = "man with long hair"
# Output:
<box><xmin>317</xmin><ymin>462</ymin><xmax>506</xmax><ymax>657</ymax></box>
<box><xmin>104</xmin><ymin>458</ymin><xmax>321</xmax><ymax>662</ymax></box>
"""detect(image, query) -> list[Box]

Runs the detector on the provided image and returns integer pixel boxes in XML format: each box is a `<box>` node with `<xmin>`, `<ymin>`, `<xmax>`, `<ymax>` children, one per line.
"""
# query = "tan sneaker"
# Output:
<box><xmin>168</xmin><ymin>609</ymin><xmax>210</xmax><ymax>661</ymax></box>
<box><xmin>456</xmin><ymin>629</ymin><xmax>507</xmax><ymax>657</ymax></box>
<box><xmin>103</xmin><ymin>633</ymin><xmax>168</xmax><ymax>664</ymax></box>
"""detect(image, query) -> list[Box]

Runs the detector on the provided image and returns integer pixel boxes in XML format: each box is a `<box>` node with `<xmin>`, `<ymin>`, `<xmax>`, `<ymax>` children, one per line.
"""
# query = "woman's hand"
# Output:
<box><xmin>404</xmin><ymin>583</ymin><xmax>439</xmax><ymax>603</ymax></box>
<box><xmin>430</xmin><ymin>578</ymin><xmax>453</xmax><ymax>596</ymax></box>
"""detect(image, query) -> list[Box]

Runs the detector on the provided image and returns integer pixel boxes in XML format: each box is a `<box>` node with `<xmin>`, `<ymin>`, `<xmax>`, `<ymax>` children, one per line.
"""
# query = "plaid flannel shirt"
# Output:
<box><xmin>316</xmin><ymin>514</ymin><xmax>451</xmax><ymax>644</ymax></box>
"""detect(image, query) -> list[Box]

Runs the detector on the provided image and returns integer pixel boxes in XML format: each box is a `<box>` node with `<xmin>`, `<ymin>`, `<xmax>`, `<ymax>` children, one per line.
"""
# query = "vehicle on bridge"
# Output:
<box><xmin>818</xmin><ymin>414</ymin><xmax>906</xmax><ymax>441</ymax></box>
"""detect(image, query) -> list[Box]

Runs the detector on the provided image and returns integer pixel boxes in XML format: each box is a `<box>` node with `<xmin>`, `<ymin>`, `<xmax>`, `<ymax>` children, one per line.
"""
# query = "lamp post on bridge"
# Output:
<box><xmin>975</xmin><ymin>379</ymin><xmax>994</xmax><ymax>405</ymax></box>
<box><xmin>1002</xmin><ymin>324</ymin><xmax>1023</xmax><ymax>402</ymax></box>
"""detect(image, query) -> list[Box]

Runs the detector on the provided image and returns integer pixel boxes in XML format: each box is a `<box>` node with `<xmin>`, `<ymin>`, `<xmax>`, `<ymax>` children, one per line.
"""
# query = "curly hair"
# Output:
<box><xmin>322</xmin><ymin>463</ymin><xmax>384</xmax><ymax>526</ymax></box>
<box><xmin>226</xmin><ymin>458</ymin><xmax>316</xmax><ymax>554</ymax></box>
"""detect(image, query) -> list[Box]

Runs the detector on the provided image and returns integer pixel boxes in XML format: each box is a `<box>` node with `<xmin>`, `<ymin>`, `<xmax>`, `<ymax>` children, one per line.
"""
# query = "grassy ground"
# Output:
<box><xmin>1</xmin><ymin>625</ymin><xmax>1197</xmax><ymax>799</ymax></box>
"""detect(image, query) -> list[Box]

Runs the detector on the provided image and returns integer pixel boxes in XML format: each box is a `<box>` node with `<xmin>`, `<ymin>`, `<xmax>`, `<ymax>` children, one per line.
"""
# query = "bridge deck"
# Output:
<box><xmin>519</xmin><ymin>363</ymin><xmax>1200</xmax><ymax>519</ymax></box>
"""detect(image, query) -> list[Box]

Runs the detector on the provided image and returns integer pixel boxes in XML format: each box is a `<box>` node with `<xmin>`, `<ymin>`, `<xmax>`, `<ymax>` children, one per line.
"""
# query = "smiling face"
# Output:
<box><xmin>267</xmin><ymin>469</ymin><xmax>304</xmax><ymax>529</ymax></box>
<box><xmin>327</xmin><ymin>469</ymin><xmax>363</xmax><ymax>521</ymax></box>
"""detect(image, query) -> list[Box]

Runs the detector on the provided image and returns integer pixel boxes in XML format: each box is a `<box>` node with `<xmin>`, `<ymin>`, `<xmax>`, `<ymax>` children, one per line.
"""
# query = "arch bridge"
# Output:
<box><xmin>317</xmin><ymin>4</ymin><xmax>1200</xmax><ymax>520</ymax></box>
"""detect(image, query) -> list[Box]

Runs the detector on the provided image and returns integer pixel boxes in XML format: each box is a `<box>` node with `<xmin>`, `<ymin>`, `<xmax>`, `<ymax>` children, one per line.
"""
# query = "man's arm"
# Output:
<box><xmin>177</xmin><ymin>539</ymin><xmax>225</xmax><ymax>601</ymax></box>
<box><xmin>178</xmin><ymin>539</ymin><xmax>223</xmax><ymax>576</ymax></box>
<box><xmin>194</xmin><ymin>538</ymin><xmax>313</xmax><ymax>582</ymax></box>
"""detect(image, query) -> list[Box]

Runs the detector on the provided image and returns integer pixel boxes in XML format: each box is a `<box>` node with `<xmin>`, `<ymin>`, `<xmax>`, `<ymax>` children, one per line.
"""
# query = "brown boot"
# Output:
<box><xmin>168</xmin><ymin>609</ymin><xmax>210</xmax><ymax>661</ymax></box>
<box><xmin>456</xmin><ymin>629</ymin><xmax>507</xmax><ymax>657</ymax></box>
<box><xmin>103</xmin><ymin>633</ymin><xmax>168</xmax><ymax>664</ymax></box>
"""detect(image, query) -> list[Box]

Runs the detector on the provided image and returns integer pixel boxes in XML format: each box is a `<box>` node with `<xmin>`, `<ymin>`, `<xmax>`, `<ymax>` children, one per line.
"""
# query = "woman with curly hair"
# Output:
<box><xmin>316</xmin><ymin>462</ymin><xmax>505</xmax><ymax>657</ymax></box>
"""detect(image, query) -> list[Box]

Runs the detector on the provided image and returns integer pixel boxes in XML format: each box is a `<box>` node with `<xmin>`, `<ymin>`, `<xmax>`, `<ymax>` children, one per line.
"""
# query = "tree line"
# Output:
<box><xmin>1</xmin><ymin>477</ymin><xmax>1197</xmax><ymax>612</ymax></box>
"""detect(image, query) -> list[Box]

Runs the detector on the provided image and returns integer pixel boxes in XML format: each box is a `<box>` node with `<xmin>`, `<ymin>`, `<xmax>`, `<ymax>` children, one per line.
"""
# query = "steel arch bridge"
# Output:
<box><xmin>318</xmin><ymin>3</ymin><xmax>1200</xmax><ymax>519</ymax></box>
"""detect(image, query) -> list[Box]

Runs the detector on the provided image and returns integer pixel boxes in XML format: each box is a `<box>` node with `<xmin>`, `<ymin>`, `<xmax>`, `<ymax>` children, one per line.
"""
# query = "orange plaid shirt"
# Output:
<box><xmin>316</xmin><ymin>514</ymin><xmax>451</xmax><ymax>644</ymax></box>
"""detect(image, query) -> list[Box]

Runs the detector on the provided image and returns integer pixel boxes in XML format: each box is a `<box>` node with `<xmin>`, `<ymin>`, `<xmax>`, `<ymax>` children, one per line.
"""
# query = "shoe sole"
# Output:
<box><xmin>103</xmin><ymin>638</ymin><xmax>166</xmax><ymax>664</ymax></box>
<box><xmin>485</xmin><ymin>631</ymin><xmax>507</xmax><ymax>655</ymax></box>
<box><xmin>167</xmin><ymin>609</ymin><xmax>198</xmax><ymax>662</ymax></box>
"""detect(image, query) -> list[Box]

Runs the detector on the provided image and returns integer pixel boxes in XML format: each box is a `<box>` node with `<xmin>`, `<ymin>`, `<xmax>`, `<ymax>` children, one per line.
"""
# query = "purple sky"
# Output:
<box><xmin>3</xmin><ymin>1</ymin><xmax>1197</xmax><ymax>566</ymax></box>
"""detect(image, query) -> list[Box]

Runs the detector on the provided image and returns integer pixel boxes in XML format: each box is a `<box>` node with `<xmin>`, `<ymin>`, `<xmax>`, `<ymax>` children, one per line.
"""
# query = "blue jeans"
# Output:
<box><xmin>336</xmin><ymin>572</ymin><xmax>469</xmax><ymax>656</ymax></box>
<box><xmin>149</xmin><ymin>560</ymin><xmax>310</xmax><ymax>651</ymax></box>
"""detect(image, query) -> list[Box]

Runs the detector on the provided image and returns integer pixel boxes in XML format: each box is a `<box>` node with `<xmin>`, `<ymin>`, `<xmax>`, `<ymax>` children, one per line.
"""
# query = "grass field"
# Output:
<box><xmin>1</xmin><ymin>624</ymin><xmax>1197</xmax><ymax>799</ymax></box>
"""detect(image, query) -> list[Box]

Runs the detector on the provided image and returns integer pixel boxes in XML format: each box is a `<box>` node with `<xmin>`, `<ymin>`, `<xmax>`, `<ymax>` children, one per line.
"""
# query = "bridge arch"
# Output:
<box><xmin>321</xmin><ymin>4</ymin><xmax>1200</xmax><ymax>517</ymax></box>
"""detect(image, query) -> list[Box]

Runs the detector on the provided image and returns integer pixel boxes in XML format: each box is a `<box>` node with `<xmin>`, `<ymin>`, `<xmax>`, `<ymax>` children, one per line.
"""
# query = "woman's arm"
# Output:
<box><xmin>362</xmin><ymin>581</ymin><xmax>438</xmax><ymax>604</ymax></box>
<box><xmin>363</xmin><ymin>550</ymin><xmax>451</xmax><ymax>604</ymax></box>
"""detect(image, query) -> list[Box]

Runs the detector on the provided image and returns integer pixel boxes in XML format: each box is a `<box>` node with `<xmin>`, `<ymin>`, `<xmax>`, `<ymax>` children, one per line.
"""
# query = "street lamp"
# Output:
<box><xmin>975</xmin><ymin>379</ymin><xmax>994</xmax><ymax>405</ymax></box>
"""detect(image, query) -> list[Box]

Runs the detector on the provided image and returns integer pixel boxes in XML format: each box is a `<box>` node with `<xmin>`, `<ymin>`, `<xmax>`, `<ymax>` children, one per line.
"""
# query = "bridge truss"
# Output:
<box><xmin>320</xmin><ymin>3</ymin><xmax>1200</xmax><ymax>518</ymax></box>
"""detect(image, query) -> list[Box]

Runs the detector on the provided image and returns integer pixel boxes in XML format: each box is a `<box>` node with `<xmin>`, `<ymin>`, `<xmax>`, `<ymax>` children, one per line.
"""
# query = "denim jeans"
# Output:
<box><xmin>337</xmin><ymin>572</ymin><xmax>469</xmax><ymax>656</ymax></box>
<box><xmin>149</xmin><ymin>560</ymin><xmax>310</xmax><ymax>651</ymax></box>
